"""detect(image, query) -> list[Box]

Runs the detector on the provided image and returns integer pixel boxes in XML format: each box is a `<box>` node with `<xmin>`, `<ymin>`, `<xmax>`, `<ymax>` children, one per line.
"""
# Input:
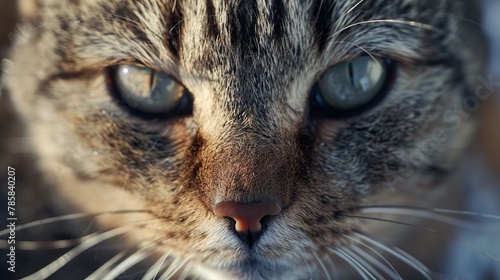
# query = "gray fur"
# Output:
<box><xmin>3</xmin><ymin>0</ymin><xmax>490</xmax><ymax>279</ymax></box>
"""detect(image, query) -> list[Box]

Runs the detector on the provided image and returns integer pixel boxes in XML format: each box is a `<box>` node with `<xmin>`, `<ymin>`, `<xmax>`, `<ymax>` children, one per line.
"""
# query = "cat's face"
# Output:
<box><xmin>5</xmin><ymin>0</ymin><xmax>487</xmax><ymax>279</ymax></box>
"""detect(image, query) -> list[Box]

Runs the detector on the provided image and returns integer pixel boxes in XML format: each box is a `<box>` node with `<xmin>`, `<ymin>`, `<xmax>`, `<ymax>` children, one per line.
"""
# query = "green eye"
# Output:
<box><xmin>313</xmin><ymin>56</ymin><xmax>390</xmax><ymax>118</ymax></box>
<box><xmin>111</xmin><ymin>65</ymin><xmax>192</xmax><ymax>119</ymax></box>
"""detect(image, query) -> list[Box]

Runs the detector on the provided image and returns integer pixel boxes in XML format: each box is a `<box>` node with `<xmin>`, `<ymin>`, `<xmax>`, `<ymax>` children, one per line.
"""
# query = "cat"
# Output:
<box><xmin>2</xmin><ymin>0</ymin><xmax>499</xmax><ymax>279</ymax></box>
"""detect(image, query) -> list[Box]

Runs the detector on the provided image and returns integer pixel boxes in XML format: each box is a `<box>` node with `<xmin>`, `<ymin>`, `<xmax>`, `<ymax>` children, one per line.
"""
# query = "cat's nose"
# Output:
<box><xmin>213</xmin><ymin>201</ymin><xmax>281</xmax><ymax>247</ymax></box>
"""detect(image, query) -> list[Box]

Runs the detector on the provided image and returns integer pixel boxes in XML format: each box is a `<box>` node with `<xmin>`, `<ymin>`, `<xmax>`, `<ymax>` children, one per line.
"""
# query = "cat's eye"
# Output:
<box><xmin>312</xmin><ymin>56</ymin><xmax>391</xmax><ymax>118</ymax></box>
<box><xmin>110</xmin><ymin>65</ymin><xmax>192</xmax><ymax>119</ymax></box>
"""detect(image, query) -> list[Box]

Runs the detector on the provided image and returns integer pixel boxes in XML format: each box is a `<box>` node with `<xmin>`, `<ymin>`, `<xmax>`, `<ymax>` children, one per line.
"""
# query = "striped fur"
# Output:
<box><xmin>3</xmin><ymin>0</ymin><xmax>491</xmax><ymax>279</ymax></box>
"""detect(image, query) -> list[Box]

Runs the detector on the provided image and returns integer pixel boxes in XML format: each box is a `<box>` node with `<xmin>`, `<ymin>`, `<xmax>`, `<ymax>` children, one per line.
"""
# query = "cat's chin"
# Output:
<box><xmin>195</xmin><ymin>258</ymin><xmax>308</xmax><ymax>280</ymax></box>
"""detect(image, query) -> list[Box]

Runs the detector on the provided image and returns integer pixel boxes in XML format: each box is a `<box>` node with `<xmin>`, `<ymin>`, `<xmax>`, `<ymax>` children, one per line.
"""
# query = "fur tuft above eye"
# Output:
<box><xmin>312</xmin><ymin>56</ymin><xmax>392</xmax><ymax>119</ymax></box>
<box><xmin>109</xmin><ymin>65</ymin><xmax>192</xmax><ymax>120</ymax></box>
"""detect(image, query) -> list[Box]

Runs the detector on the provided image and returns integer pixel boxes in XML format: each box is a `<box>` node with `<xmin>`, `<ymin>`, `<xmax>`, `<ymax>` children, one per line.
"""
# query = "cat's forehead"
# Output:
<box><xmin>37</xmin><ymin>0</ymin><xmax>464</xmax><ymax>133</ymax></box>
<box><xmin>45</xmin><ymin>0</ymin><xmax>454</xmax><ymax>70</ymax></box>
<box><xmin>43</xmin><ymin>0</ymin><xmax>456</xmax><ymax>101</ymax></box>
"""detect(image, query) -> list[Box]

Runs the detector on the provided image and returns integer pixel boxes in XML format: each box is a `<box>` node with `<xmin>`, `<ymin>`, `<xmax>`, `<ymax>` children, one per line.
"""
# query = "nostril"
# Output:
<box><xmin>213</xmin><ymin>201</ymin><xmax>281</xmax><ymax>246</ymax></box>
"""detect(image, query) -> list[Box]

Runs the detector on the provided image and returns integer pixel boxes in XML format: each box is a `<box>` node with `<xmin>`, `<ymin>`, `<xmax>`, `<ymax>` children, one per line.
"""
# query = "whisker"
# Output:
<box><xmin>100</xmin><ymin>247</ymin><xmax>154</xmax><ymax>280</ymax></box>
<box><xmin>348</xmin><ymin>215</ymin><xmax>500</xmax><ymax>264</ymax></box>
<box><xmin>393</xmin><ymin>247</ymin><xmax>436</xmax><ymax>278</ymax></box>
<box><xmin>20</xmin><ymin>227</ymin><xmax>131</xmax><ymax>280</ymax></box>
<box><xmin>324</xmin><ymin>254</ymin><xmax>340</xmax><ymax>280</ymax></box>
<box><xmin>306</xmin><ymin>258</ymin><xmax>314</xmax><ymax>280</ymax></box>
<box><xmin>85</xmin><ymin>251</ymin><xmax>128</xmax><ymax>280</ymax></box>
<box><xmin>94</xmin><ymin>232</ymin><xmax>177</xmax><ymax>280</ymax></box>
<box><xmin>357</xmin><ymin>205</ymin><xmax>500</xmax><ymax>221</ymax></box>
<box><xmin>343</xmin><ymin>247</ymin><xmax>385</xmax><ymax>280</ymax></box>
<box><xmin>354</xmin><ymin>233</ymin><xmax>434</xmax><ymax>280</ymax></box>
<box><xmin>346</xmin><ymin>212</ymin><xmax>460</xmax><ymax>238</ymax></box>
<box><xmin>345</xmin><ymin>234</ymin><xmax>401</xmax><ymax>280</ymax></box>
<box><xmin>169</xmin><ymin>18</ymin><xmax>186</xmax><ymax>34</ymax></box>
<box><xmin>346</xmin><ymin>215</ymin><xmax>436</xmax><ymax>230</ymax></box>
<box><xmin>331</xmin><ymin>248</ymin><xmax>372</xmax><ymax>280</ymax></box>
<box><xmin>0</xmin><ymin>233</ymin><xmax>95</xmax><ymax>250</ymax></box>
<box><xmin>350</xmin><ymin>244</ymin><xmax>401</xmax><ymax>280</ymax></box>
<box><xmin>171</xmin><ymin>0</ymin><xmax>178</xmax><ymax>12</ymax></box>
<box><xmin>160</xmin><ymin>257</ymin><xmax>187</xmax><ymax>280</ymax></box>
<box><xmin>344</xmin><ymin>0</ymin><xmax>366</xmax><ymax>16</ymax></box>
<box><xmin>177</xmin><ymin>263</ymin><xmax>193</xmax><ymax>280</ymax></box>
<box><xmin>93</xmin><ymin>48</ymin><xmax>119</xmax><ymax>79</ymax></box>
<box><xmin>358</xmin><ymin>207</ymin><xmax>480</xmax><ymax>229</ymax></box>
<box><xmin>313</xmin><ymin>252</ymin><xmax>332</xmax><ymax>280</ymax></box>
<box><xmin>330</xmin><ymin>19</ymin><xmax>442</xmax><ymax>40</ymax></box>
<box><xmin>0</xmin><ymin>210</ymin><xmax>147</xmax><ymax>236</ymax></box>
<box><xmin>141</xmin><ymin>250</ymin><xmax>172</xmax><ymax>280</ymax></box>
<box><xmin>314</xmin><ymin>0</ymin><xmax>324</xmax><ymax>23</ymax></box>
<box><xmin>82</xmin><ymin>7</ymin><xmax>175</xmax><ymax>65</ymax></box>
<box><xmin>329</xmin><ymin>40</ymin><xmax>380</xmax><ymax>66</ymax></box>
<box><xmin>445</xmin><ymin>13</ymin><xmax>487</xmax><ymax>30</ymax></box>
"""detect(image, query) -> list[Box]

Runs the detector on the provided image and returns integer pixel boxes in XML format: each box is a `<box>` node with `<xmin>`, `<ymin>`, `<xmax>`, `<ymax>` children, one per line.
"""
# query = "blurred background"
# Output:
<box><xmin>0</xmin><ymin>0</ymin><xmax>499</xmax><ymax>279</ymax></box>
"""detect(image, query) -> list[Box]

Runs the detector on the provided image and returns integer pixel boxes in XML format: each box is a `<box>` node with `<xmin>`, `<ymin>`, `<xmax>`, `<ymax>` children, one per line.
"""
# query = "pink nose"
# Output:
<box><xmin>214</xmin><ymin>201</ymin><xmax>282</xmax><ymax>236</ymax></box>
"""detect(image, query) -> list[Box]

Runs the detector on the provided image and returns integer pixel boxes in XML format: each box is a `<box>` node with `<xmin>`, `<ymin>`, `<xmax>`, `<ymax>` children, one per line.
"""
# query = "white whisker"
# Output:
<box><xmin>0</xmin><ymin>210</ymin><xmax>146</xmax><ymax>236</ymax></box>
<box><xmin>314</xmin><ymin>0</ymin><xmax>324</xmax><ymax>23</ymax></box>
<box><xmin>345</xmin><ymin>0</ymin><xmax>366</xmax><ymax>15</ymax></box>
<box><xmin>350</xmin><ymin>216</ymin><xmax>500</xmax><ymax>264</ymax></box>
<box><xmin>343</xmin><ymin>247</ymin><xmax>385</xmax><ymax>280</ymax></box>
<box><xmin>445</xmin><ymin>13</ymin><xmax>487</xmax><ymax>30</ymax></box>
<box><xmin>354</xmin><ymin>233</ymin><xmax>433</xmax><ymax>280</ymax></box>
<box><xmin>350</xmin><ymin>244</ymin><xmax>401</xmax><ymax>280</ymax></box>
<box><xmin>85</xmin><ymin>251</ymin><xmax>128</xmax><ymax>280</ymax></box>
<box><xmin>305</xmin><ymin>258</ymin><xmax>314</xmax><ymax>280</ymax></box>
<box><xmin>329</xmin><ymin>40</ymin><xmax>379</xmax><ymax>66</ymax></box>
<box><xmin>345</xmin><ymin>235</ymin><xmax>401</xmax><ymax>280</ymax></box>
<box><xmin>93</xmin><ymin>49</ymin><xmax>119</xmax><ymax>79</ymax></box>
<box><xmin>21</xmin><ymin>227</ymin><xmax>130</xmax><ymax>280</ymax></box>
<box><xmin>358</xmin><ymin>205</ymin><xmax>500</xmax><ymax>221</ymax></box>
<box><xmin>0</xmin><ymin>213</ymin><xmax>87</xmax><ymax>236</ymax></box>
<box><xmin>177</xmin><ymin>263</ymin><xmax>193</xmax><ymax>280</ymax></box>
<box><xmin>331</xmin><ymin>19</ymin><xmax>442</xmax><ymax>40</ymax></box>
<box><xmin>331</xmin><ymin>248</ymin><xmax>371</xmax><ymax>280</ymax></box>
<box><xmin>324</xmin><ymin>254</ymin><xmax>339</xmax><ymax>280</ymax></box>
<box><xmin>393</xmin><ymin>247</ymin><xmax>437</xmax><ymax>278</ymax></box>
<box><xmin>169</xmin><ymin>18</ymin><xmax>186</xmax><ymax>34</ymax></box>
<box><xmin>313</xmin><ymin>252</ymin><xmax>332</xmax><ymax>280</ymax></box>
<box><xmin>141</xmin><ymin>250</ymin><xmax>172</xmax><ymax>280</ymax></box>
<box><xmin>0</xmin><ymin>234</ymin><xmax>94</xmax><ymax>250</ymax></box>
<box><xmin>159</xmin><ymin>257</ymin><xmax>187</xmax><ymax>280</ymax></box>
<box><xmin>100</xmin><ymin>248</ymin><xmax>153</xmax><ymax>280</ymax></box>
<box><xmin>359</xmin><ymin>207</ymin><xmax>479</xmax><ymax>229</ymax></box>
<box><xmin>83</xmin><ymin>7</ymin><xmax>175</xmax><ymax>65</ymax></box>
